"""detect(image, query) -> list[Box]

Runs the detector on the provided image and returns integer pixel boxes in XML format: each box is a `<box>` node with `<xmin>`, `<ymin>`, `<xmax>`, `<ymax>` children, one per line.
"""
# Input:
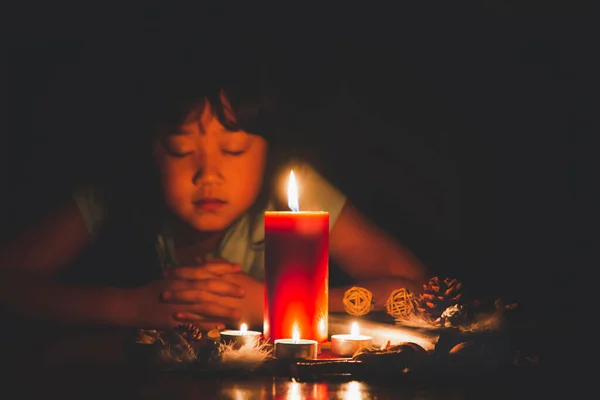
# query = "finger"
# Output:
<box><xmin>168</xmin><ymin>263</ymin><xmax>241</xmax><ymax>279</ymax></box>
<box><xmin>163</xmin><ymin>289</ymin><xmax>212</xmax><ymax>304</ymax></box>
<box><xmin>163</xmin><ymin>266</ymin><xmax>218</xmax><ymax>280</ymax></box>
<box><xmin>165</xmin><ymin>266</ymin><xmax>218</xmax><ymax>280</ymax></box>
<box><xmin>189</xmin><ymin>302</ymin><xmax>241</xmax><ymax>320</ymax></box>
<box><xmin>203</xmin><ymin>261</ymin><xmax>242</xmax><ymax>275</ymax></box>
<box><xmin>165</xmin><ymin>289</ymin><xmax>245</xmax><ymax>309</ymax></box>
<box><xmin>202</xmin><ymin>279</ymin><xmax>245</xmax><ymax>297</ymax></box>
<box><xmin>164</xmin><ymin>279</ymin><xmax>245</xmax><ymax>298</ymax></box>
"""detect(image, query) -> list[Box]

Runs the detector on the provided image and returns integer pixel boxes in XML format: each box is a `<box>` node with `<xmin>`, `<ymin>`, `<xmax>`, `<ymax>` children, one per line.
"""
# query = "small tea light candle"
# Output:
<box><xmin>220</xmin><ymin>323</ymin><xmax>262</xmax><ymax>348</ymax></box>
<box><xmin>331</xmin><ymin>322</ymin><xmax>373</xmax><ymax>357</ymax></box>
<box><xmin>274</xmin><ymin>325</ymin><xmax>318</xmax><ymax>360</ymax></box>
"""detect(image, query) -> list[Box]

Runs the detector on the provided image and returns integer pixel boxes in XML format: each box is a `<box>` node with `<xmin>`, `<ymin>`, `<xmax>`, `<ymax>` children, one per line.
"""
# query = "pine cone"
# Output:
<box><xmin>175</xmin><ymin>324</ymin><xmax>202</xmax><ymax>342</ymax></box>
<box><xmin>416</xmin><ymin>276</ymin><xmax>463</xmax><ymax>320</ymax></box>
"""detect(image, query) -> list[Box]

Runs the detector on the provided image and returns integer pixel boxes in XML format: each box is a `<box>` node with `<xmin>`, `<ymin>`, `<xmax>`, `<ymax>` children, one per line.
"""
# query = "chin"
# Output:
<box><xmin>189</xmin><ymin>217</ymin><xmax>234</xmax><ymax>233</ymax></box>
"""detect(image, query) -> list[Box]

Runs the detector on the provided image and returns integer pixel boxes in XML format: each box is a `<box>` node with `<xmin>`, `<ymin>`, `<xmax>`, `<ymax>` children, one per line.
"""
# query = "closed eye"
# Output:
<box><xmin>166</xmin><ymin>149</ymin><xmax>195</xmax><ymax>158</ymax></box>
<box><xmin>223</xmin><ymin>150</ymin><xmax>246</xmax><ymax>156</ymax></box>
<box><xmin>161</xmin><ymin>138</ymin><xmax>195</xmax><ymax>158</ymax></box>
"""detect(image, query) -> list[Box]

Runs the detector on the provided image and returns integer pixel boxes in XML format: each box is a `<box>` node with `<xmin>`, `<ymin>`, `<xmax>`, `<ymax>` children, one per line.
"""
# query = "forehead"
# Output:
<box><xmin>176</xmin><ymin>97</ymin><xmax>235</xmax><ymax>136</ymax></box>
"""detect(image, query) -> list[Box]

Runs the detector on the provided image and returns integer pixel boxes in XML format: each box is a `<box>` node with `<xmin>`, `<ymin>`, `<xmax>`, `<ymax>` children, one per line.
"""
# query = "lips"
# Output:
<box><xmin>193</xmin><ymin>198</ymin><xmax>227</xmax><ymax>212</ymax></box>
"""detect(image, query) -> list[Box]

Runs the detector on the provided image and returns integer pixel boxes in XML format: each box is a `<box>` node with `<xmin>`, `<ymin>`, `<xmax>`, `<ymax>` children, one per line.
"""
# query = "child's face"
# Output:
<box><xmin>153</xmin><ymin>102</ymin><xmax>268</xmax><ymax>232</ymax></box>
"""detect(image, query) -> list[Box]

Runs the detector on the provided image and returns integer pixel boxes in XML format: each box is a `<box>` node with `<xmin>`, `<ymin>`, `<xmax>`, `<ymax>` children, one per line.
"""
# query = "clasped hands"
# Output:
<box><xmin>135</xmin><ymin>258</ymin><xmax>263</xmax><ymax>331</ymax></box>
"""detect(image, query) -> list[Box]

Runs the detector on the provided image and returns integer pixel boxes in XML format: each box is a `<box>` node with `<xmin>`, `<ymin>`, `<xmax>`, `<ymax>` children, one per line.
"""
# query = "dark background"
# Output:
<box><xmin>4</xmin><ymin>5</ymin><xmax>585</xmax><ymax>315</ymax></box>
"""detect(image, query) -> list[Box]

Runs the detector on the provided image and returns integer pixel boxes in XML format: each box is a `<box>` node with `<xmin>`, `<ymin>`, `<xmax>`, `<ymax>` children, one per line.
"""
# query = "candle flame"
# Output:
<box><xmin>351</xmin><ymin>322</ymin><xmax>360</xmax><ymax>337</ymax></box>
<box><xmin>292</xmin><ymin>324</ymin><xmax>300</xmax><ymax>343</ymax></box>
<box><xmin>240</xmin><ymin>323</ymin><xmax>248</xmax><ymax>335</ymax></box>
<box><xmin>287</xmin><ymin>170</ymin><xmax>299</xmax><ymax>212</ymax></box>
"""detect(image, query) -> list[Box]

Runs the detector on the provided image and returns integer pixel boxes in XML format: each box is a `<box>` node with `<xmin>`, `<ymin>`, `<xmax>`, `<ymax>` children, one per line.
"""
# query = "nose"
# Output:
<box><xmin>194</xmin><ymin>152</ymin><xmax>223</xmax><ymax>185</ymax></box>
<box><xmin>192</xmin><ymin>146</ymin><xmax>223</xmax><ymax>185</ymax></box>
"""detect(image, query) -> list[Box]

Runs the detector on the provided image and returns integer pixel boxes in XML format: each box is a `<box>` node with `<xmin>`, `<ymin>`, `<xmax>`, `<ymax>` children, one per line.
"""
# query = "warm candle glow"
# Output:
<box><xmin>343</xmin><ymin>381</ymin><xmax>363</xmax><ymax>400</ymax></box>
<box><xmin>292</xmin><ymin>324</ymin><xmax>300</xmax><ymax>343</ymax></box>
<box><xmin>264</xmin><ymin>170</ymin><xmax>329</xmax><ymax>344</ymax></box>
<box><xmin>350</xmin><ymin>322</ymin><xmax>359</xmax><ymax>337</ymax></box>
<box><xmin>287</xmin><ymin>170</ymin><xmax>299</xmax><ymax>212</ymax></box>
<box><xmin>240</xmin><ymin>323</ymin><xmax>248</xmax><ymax>335</ymax></box>
<box><xmin>318</xmin><ymin>317</ymin><xmax>326</xmax><ymax>337</ymax></box>
<box><xmin>288</xmin><ymin>380</ymin><xmax>301</xmax><ymax>400</ymax></box>
<box><xmin>331</xmin><ymin>322</ymin><xmax>372</xmax><ymax>357</ymax></box>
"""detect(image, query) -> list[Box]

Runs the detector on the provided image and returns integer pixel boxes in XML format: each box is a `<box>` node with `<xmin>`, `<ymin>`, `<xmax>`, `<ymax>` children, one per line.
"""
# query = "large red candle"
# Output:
<box><xmin>263</xmin><ymin>171</ymin><xmax>329</xmax><ymax>343</ymax></box>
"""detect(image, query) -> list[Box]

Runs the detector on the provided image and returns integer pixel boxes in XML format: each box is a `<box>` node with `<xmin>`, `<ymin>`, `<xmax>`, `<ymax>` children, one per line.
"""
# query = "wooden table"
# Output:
<box><xmin>1</xmin><ymin>312</ymin><xmax>549</xmax><ymax>398</ymax></box>
<box><xmin>4</xmin><ymin>363</ymin><xmax>548</xmax><ymax>399</ymax></box>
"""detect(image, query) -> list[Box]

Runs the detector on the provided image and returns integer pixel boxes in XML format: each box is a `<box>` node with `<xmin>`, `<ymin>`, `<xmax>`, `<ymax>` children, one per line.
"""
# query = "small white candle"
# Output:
<box><xmin>274</xmin><ymin>325</ymin><xmax>318</xmax><ymax>360</ymax></box>
<box><xmin>220</xmin><ymin>323</ymin><xmax>262</xmax><ymax>348</ymax></box>
<box><xmin>331</xmin><ymin>322</ymin><xmax>372</xmax><ymax>357</ymax></box>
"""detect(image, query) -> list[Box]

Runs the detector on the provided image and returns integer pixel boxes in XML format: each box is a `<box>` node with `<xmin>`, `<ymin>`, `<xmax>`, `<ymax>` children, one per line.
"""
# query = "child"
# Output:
<box><xmin>0</xmin><ymin>46</ymin><xmax>428</xmax><ymax>336</ymax></box>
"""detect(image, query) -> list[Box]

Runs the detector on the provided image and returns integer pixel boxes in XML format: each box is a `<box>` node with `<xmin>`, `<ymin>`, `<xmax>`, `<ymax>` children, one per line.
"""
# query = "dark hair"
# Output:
<box><xmin>107</xmin><ymin>42</ymin><xmax>290</xmax><ymax>247</ymax></box>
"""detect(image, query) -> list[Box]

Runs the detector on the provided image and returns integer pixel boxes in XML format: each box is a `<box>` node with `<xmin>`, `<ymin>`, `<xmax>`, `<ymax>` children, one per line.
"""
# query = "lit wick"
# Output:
<box><xmin>287</xmin><ymin>170</ymin><xmax>299</xmax><ymax>212</ymax></box>
<box><xmin>219</xmin><ymin>322</ymin><xmax>261</xmax><ymax>348</ymax></box>
<box><xmin>292</xmin><ymin>324</ymin><xmax>300</xmax><ymax>344</ymax></box>
<box><xmin>331</xmin><ymin>321</ymin><xmax>372</xmax><ymax>357</ymax></box>
<box><xmin>274</xmin><ymin>323</ymin><xmax>318</xmax><ymax>359</ymax></box>
<box><xmin>351</xmin><ymin>321</ymin><xmax>359</xmax><ymax>338</ymax></box>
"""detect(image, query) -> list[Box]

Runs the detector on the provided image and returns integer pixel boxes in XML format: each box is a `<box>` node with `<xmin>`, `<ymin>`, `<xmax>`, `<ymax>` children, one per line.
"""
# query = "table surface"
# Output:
<box><xmin>2</xmin><ymin>312</ymin><xmax>551</xmax><ymax>398</ymax></box>
<box><xmin>6</xmin><ymin>364</ymin><xmax>549</xmax><ymax>399</ymax></box>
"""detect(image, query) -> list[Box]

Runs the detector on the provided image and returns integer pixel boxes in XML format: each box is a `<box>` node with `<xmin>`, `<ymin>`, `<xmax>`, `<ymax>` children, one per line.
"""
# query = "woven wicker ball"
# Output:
<box><xmin>385</xmin><ymin>288</ymin><xmax>416</xmax><ymax>319</ymax></box>
<box><xmin>343</xmin><ymin>286</ymin><xmax>374</xmax><ymax>316</ymax></box>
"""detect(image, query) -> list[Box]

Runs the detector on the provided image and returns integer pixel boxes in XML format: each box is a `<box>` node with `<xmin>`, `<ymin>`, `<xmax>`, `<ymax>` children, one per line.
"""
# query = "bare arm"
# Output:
<box><xmin>0</xmin><ymin>198</ymin><xmax>92</xmax><ymax>275</ymax></box>
<box><xmin>0</xmin><ymin>199</ymin><xmax>136</xmax><ymax>326</ymax></box>
<box><xmin>328</xmin><ymin>202</ymin><xmax>429</xmax><ymax>312</ymax></box>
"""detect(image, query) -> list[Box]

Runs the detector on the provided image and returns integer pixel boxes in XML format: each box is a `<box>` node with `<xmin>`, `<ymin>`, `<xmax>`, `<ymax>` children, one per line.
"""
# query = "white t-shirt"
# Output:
<box><xmin>73</xmin><ymin>163</ymin><xmax>346</xmax><ymax>281</ymax></box>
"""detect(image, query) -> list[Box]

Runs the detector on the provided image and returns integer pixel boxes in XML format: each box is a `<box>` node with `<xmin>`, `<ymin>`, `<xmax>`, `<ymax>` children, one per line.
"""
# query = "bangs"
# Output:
<box><xmin>208</xmin><ymin>77</ymin><xmax>278</xmax><ymax>138</ymax></box>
